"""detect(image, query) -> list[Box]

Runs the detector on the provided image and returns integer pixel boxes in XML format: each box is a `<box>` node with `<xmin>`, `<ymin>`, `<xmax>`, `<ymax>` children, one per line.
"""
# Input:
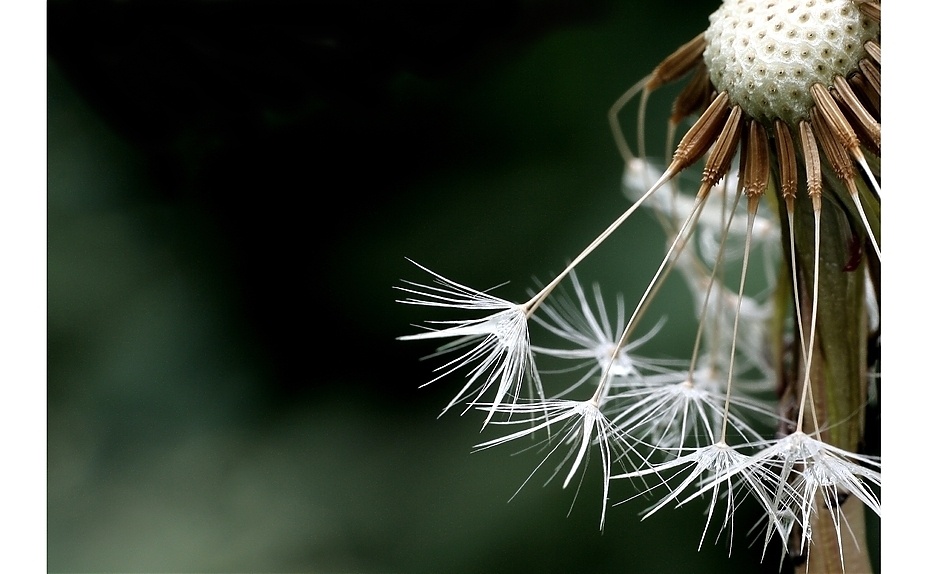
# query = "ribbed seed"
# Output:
<box><xmin>832</xmin><ymin>75</ymin><xmax>881</xmax><ymax>154</ymax></box>
<box><xmin>859</xmin><ymin>59</ymin><xmax>881</xmax><ymax>97</ymax></box>
<box><xmin>864</xmin><ymin>40</ymin><xmax>881</xmax><ymax>66</ymax></box>
<box><xmin>699</xmin><ymin>105</ymin><xmax>744</xmax><ymax>196</ymax></box>
<box><xmin>774</xmin><ymin>120</ymin><xmax>798</xmax><ymax>208</ymax></box>
<box><xmin>743</xmin><ymin>120</ymin><xmax>770</xmax><ymax>201</ymax></box>
<box><xmin>858</xmin><ymin>2</ymin><xmax>881</xmax><ymax>23</ymax></box>
<box><xmin>810</xmin><ymin>106</ymin><xmax>858</xmax><ymax>192</ymax></box>
<box><xmin>646</xmin><ymin>33</ymin><xmax>707</xmax><ymax>91</ymax></box>
<box><xmin>848</xmin><ymin>73</ymin><xmax>880</xmax><ymax>118</ymax></box>
<box><xmin>799</xmin><ymin>120</ymin><xmax>823</xmax><ymax>212</ymax></box>
<box><xmin>671</xmin><ymin>62</ymin><xmax>712</xmax><ymax>126</ymax></box>
<box><xmin>811</xmin><ymin>83</ymin><xmax>863</xmax><ymax>163</ymax></box>
<box><xmin>671</xmin><ymin>91</ymin><xmax>731</xmax><ymax>174</ymax></box>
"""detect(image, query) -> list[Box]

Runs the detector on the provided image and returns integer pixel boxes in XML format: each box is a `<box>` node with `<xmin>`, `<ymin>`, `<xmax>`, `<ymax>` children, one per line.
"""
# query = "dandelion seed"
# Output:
<box><xmin>613</xmin><ymin>441</ymin><xmax>782</xmax><ymax>553</ymax></box>
<box><xmin>397</xmin><ymin>261</ymin><xmax>541</xmax><ymax>425</ymax></box>
<box><xmin>611</xmin><ymin>365</ymin><xmax>776</xmax><ymax>452</ymax></box>
<box><xmin>474</xmin><ymin>399</ymin><xmax>640</xmax><ymax>529</ymax></box>
<box><xmin>530</xmin><ymin>272</ymin><xmax>678</xmax><ymax>396</ymax></box>
<box><xmin>695</xmin><ymin>432</ymin><xmax>882</xmax><ymax>568</ymax></box>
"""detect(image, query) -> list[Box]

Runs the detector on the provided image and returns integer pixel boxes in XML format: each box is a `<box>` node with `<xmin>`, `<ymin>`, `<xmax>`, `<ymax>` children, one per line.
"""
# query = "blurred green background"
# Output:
<box><xmin>48</xmin><ymin>1</ymin><xmax>792</xmax><ymax>572</ymax></box>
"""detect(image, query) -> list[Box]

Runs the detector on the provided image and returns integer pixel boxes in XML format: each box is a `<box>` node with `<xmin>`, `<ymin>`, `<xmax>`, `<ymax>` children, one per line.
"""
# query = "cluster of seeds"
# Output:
<box><xmin>400</xmin><ymin>0</ymin><xmax>881</xmax><ymax>570</ymax></box>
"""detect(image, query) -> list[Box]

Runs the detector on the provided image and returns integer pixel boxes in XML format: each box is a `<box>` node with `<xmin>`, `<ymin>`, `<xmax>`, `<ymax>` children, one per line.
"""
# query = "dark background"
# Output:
<box><xmin>48</xmin><ymin>1</ymin><xmax>803</xmax><ymax>571</ymax></box>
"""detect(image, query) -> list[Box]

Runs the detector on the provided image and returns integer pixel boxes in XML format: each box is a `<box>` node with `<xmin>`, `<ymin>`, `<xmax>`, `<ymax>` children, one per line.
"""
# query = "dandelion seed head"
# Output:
<box><xmin>400</xmin><ymin>0</ymin><xmax>880</xmax><ymax>563</ymax></box>
<box><xmin>704</xmin><ymin>0</ymin><xmax>878</xmax><ymax>126</ymax></box>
